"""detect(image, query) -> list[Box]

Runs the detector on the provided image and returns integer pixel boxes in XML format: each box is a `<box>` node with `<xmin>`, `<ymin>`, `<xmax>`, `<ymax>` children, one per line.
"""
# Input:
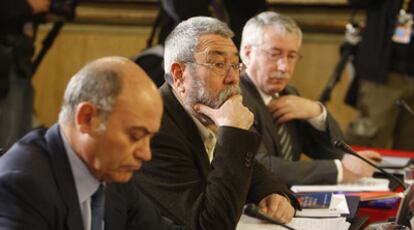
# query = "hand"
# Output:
<box><xmin>27</xmin><ymin>0</ymin><xmax>51</xmax><ymax>14</ymax></box>
<box><xmin>342</xmin><ymin>150</ymin><xmax>382</xmax><ymax>182</ymax></box>
<box><xmin>258</xmin><ymin>194</ymin><xmax>295</xmax><ymax>224</ymax></box>
<box><xmin>194</xmin><ymin>95</ymin><xmax>254</xmax><ymax>130</ymax></box>
<box><xmin>267</xmin><ymin>95</ymin><xmax>322</xmax><ymax>123</ymax></box>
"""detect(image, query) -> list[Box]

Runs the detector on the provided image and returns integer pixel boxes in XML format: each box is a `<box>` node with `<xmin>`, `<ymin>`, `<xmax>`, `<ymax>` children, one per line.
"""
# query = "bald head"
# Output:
<box><xmin>59</xmin><ymin>56</ymin><xmax>162</xmax><ymax>130</ymax></box>
<box><xmin>58</xmin><ymin>56</ymin><xmax>163</xmax><ymax>182</ymax></box>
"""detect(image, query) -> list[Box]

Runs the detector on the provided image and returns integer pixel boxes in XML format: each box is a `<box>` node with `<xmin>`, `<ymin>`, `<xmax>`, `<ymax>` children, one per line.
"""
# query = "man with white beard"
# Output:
<box><xmin>240</xmin><ymin>11</ymin><xmax>381</xmax><ymax>186</ymax></box>
<box><xmin>133</xmin><ymin>16</ymin><xmax>299</xmax><ymax>230</ymax></box>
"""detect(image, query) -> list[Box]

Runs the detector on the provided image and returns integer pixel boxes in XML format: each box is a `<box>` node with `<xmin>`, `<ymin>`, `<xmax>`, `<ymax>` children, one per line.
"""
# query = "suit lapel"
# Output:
<box><xmin>160</xmin><ymin>83</ymin><xmax>211</xmax><ymax>176</ymax></box>
<box><xmin>45</xmin><ymin>125</ymin><xmax>84</xmax><ymax>230</ymax></box>
<box><xmin>241</xmin><ymin>75</ymin><xmax>280</xmax><ymax>156</ymax></box>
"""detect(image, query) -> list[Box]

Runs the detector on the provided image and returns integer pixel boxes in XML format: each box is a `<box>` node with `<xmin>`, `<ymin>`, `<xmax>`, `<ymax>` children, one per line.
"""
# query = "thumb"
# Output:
<box><xmin>194</xmin><ymin>103</ymin><xmax>215</xmax><ymax>118</ymax></box>
<box><xmin>258</xmin><ymin>200</ymin><xmax>268</xmax><ymax>213</ymax></box>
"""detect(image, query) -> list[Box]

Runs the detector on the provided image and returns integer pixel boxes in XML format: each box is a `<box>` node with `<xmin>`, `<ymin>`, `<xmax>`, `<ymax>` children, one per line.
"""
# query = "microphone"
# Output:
<box><xmin>334</xmin><ymin>140</ymin><xmax>406</xmax><ymax>190</ymax></box>
<box><xmin>396</xmin><ymin>100</ymin><xmax>414</xmax><ymax>117</ymax></box>
<box><xmin>244</xmin><ymin>203</ymin><xmax>296</xmax><ymax>230</ymax></box>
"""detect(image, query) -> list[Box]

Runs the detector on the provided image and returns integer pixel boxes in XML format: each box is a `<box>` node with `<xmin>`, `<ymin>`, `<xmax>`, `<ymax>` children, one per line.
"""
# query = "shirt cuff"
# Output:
<box><xmin>334</xmin><ymin>159</ymin><xmax>343</xmax><ymax>183</ymax></box>
<box><xmin>306</xmin><ymin>102</ymin><xmax>327</xmax><ymax>131</ymax></box>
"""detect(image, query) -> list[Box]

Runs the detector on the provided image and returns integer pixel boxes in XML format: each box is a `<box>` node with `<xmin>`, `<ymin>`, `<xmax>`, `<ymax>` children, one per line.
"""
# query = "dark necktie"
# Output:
<box><xmin>91</xmin><ymin>184</ymin><xmax>105</xmax><ymax>230</ymax></box>
<box><xmin>271</xmin><ymin>95</ymin><xmax>292</xmax><ymax>160</ymax></box>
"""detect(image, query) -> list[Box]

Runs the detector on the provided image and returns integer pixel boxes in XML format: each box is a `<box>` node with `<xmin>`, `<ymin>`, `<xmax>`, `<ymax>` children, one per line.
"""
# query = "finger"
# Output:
<box><xmin>267</xmin><ymin>199</ymin><xmax>279</xmax><ymax>215</ymax></box>
<box><xmin>267</xmin><ymin>101</ymin><xmax>281</xmax><ymax>114</ymax></box>
<box><xmin>273</xmin><ymin>106</ymin><xmax>297</xmax><ymax>123</ymax></box>
<box><xmin>274</xmin><ymin>198</ymin><xmax>291</xmax><ymax>223</ymax></box>
<box><xmin>271</xmin><ymin>106</ymin><xmax>289</xmax><ymax>120</ymax></box>
<box><xmin>283</xmin><ymin>205</ymin><xmax>295</xmax><ymax>223</ymax></box>
<box><xmin>194</xmin><ymin>103</ymin><xmax>214</xmax><ymax>118</ymax></box>
<box><xmin>276</xmin><ymin>112</ymin><xmax>296</xmax><ymax>123</ymax></box>
<box><xmin>258</xmin><ymin>199</ymin><xmax>268</xmax><ymax>213</ymax></box>
<box><xmin>271</xmin><ymin>106</ymin><xmax>294</xmax><ymax>122</ymax></box>
<box><xmin>359</xmin><ymin>151</ymin><xmax>382</xmax><ymax>163</ymax></box>
<box><xmin>231</xmin><ymin>94</ymin><xmax>243</xmax><ymax>102</ymax></box>
<box><xmin>367</xmin><ymin>151</ymin><xmax>382</xmax><ymax>161</ymax></box>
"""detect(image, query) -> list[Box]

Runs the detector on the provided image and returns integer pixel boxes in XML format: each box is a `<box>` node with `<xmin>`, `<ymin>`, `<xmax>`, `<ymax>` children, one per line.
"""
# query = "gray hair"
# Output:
<box><xmin>58</xmin><ymin>59</ymin><xmax>123</xmax><ymax>131</ymax></box>
<box><xmin>240</xmin><ymin>11</ymin><xmax>302</xmax><ymax>63</ymax></box>
<box><xmin>163</xmin><ymin>16</ymin><xmax>234</xmax><ymax>84</ymax></box>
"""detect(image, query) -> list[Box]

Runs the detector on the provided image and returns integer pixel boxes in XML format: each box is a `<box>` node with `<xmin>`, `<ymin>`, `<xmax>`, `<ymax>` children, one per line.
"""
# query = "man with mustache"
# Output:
<box><xmin>240</xmin><ymin>12</ymin><xmax>381</xmax><ymax>185</ymax></box>
<box><xmin>134</xmin><ymin>16</ymin><xmax>299</xmax><ymax>230</ymax></box>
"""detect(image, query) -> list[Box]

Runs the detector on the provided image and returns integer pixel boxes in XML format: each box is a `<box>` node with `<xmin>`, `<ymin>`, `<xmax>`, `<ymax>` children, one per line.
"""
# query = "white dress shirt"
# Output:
<box><xmin>61</xmin><ymin>129</ymin><xmax>102</xmax><ymax>230</ymax></box>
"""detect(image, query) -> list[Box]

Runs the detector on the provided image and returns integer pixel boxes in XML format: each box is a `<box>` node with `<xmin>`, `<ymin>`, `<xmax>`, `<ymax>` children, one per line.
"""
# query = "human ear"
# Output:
<box><xmin>75</xmin><ymin>102</ymin><xmax>99</xmax><ymax>134</ymax></box>
<box><xmin>243</xmin><ymin>45</ymin><xmax>253</xmax><ymax>65</ymax></box>
<box><xmin>171</xmin><ymin>62</ymin><xmax>186</xmax><ymax>93</ymax></box>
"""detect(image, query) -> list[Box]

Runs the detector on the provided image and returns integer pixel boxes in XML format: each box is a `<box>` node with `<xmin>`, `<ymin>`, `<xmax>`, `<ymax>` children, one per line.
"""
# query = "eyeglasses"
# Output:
<box><xmin>254</xmin><ymin>46</ymin><xmax>302</xmax><ymax>65</ymax></box>
<box><xmin>187</xmin><ymin>62</ymin><xmax>246</xmax><ymax>76</ymax></box>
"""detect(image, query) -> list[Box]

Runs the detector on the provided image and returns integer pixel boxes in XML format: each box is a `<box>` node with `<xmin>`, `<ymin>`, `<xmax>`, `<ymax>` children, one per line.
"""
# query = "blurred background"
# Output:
<box><xmin>32</xmin><ymin>0</ymin><xmax>360</xmax><ymax>132</ymax></box>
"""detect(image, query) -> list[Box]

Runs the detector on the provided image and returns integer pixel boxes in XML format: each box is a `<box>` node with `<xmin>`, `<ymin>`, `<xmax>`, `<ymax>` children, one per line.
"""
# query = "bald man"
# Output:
<box><xmin>0</xmin><ymin>57</ymin><xmax>185</xmax><ymax>230</ymax></box>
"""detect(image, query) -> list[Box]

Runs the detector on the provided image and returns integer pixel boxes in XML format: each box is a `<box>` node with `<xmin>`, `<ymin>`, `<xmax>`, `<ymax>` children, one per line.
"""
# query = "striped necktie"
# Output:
<box><xmin>271</xmin><ymin>94</ymin><xmax>292</xmax><ymax>160</ymax></box>
<box><xmin>91</xmin><ymin>184</ymin><xmax>105</xmax><ymax>230</ymax></box>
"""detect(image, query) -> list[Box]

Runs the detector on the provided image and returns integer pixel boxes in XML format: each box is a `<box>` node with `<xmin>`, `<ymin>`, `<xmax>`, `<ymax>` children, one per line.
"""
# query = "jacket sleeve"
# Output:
<box><xmin>134</xmin><ymin>116</ymin><xmax>294</xmax><ymax>230</ymax></box>
<box><xmin>247</xmin><ymin>157</ymin><xmax>300</xmax><ymax>208</ymax></box>
<box><xmin>300</xmin><ymin>113</ymin><xmax>344</xmax><ymax>161</ymax></box>
<box><xmin>251</xmin><ymin>85</ymin><xmax>345</xmax><ymax>185</ymax></box>
<box><xmin>0</xmin><ymin>0</ymin><xmax>33</xmax><ymax>22</ymax></box>
<box><xmin>124</xmin><ymin>182</ymin><xmax>188</xmax><ymax>230</ymax></box>
<box><xmin>259</xmin><ymin>115</ymin><xmax>344</xmax><ymax>185</ymax></box>
<box><xmin>255</xmin><ymin>152</ymin><xmax>339</xmax><ymax>185</ymax></box>
<box><xmin>0</xmin><ymin>171</ymin><xmax>53</xmax><ymax>230</ymax></box>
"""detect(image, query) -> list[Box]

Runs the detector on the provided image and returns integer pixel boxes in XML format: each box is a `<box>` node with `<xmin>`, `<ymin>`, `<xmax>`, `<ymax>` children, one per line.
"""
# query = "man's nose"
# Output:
<box><xmin>276</xmin><ymin>57</ymin><xmax>289</xmax><ymax>72</ymax></box>
<box><xmin>223</xmin><ymin>67</ymin><xmax>239</xmax><ymax>84</ymax></box>
<box><xmin>134</xmin><ymin>137</ymin><xmax>152</xmax><ymax>161</ymax></box>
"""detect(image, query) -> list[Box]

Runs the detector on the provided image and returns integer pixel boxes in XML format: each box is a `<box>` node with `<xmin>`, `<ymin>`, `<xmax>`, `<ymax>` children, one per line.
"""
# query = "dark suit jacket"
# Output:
<box><xmin>134</xmin><ymin>83</ymin><xmax>298</xmax><ymax>230</ymax></box>
<box><xmin>240</xmin><ymin>75</ymin><xmax>345</xmax><ymax>185</ymax></box>
<box><xmin>0</xmin><ymin>124</ymin><xmax>184</xmax><ymax>230</ymax></box>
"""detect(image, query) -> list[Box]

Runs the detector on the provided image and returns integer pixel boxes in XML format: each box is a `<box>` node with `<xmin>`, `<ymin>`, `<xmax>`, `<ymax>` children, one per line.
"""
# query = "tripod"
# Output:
<box><xmin>319</xmin><ymin>20</ymin><xmax>361</xmax><ymax>104</ymax></box>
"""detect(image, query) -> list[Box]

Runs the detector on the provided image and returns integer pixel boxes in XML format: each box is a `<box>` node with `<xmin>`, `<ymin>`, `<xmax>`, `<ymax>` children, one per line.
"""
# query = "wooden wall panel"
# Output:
<box><xmin>291</xmin><ymin>34</ymin><xmax>358</xmax><ymax>131</ymax></box>
<box><xmin>32</xmin><ymin>4</ymin><xmax>359</xmax><ymax>133</ymax></box>
<box><xmin>33</xmin><ymin>24</ymin><xmax>151</xmax><ymax>126</ymax></box>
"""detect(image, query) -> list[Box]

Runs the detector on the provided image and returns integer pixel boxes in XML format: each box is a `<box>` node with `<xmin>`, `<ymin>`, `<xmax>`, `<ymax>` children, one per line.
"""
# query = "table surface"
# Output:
<box><xmin>352</xmin><ymin>146</ymin><xmax>414</xmax><ymax>228</ymax></box>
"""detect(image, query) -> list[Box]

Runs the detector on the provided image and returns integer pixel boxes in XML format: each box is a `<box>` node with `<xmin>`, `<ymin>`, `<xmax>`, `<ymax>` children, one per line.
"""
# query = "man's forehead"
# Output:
<box><xmin>196</xmin><ymin>49</ymin><xmax>239</xmax><ymax>59</ymax></box>
<box><xmin>263</xmin><ymin>31</ymin><xmax>301</xmax><ymax>49</ymax></box>
<box><xmin>197</xmin><ymin>34</ymin><xmax>237</xmax><ymax>52</ymax></box>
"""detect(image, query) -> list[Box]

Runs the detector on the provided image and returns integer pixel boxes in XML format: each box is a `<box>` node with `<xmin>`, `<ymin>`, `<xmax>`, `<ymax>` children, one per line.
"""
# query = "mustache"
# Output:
<box><xmin>215</xmin><ymin>84</ymin><xmax>241</xmax><ymax>108</ymax></box>
<box><xmin>269</xmin><ymin>72</ymin><xmax>289</xmax><ymax>79</ymax></box>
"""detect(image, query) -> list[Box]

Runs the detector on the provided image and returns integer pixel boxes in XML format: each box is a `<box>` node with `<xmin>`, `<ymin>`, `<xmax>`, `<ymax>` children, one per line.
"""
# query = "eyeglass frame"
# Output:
<box><xmin>185</xmin><ymin>61</ymin><xmax>246</xmax><ymax>76</ymax></box>
<box><xmin>251</xmin><ymin>45</ymin><xmax>302</xmax><ymax>65</ymax></box>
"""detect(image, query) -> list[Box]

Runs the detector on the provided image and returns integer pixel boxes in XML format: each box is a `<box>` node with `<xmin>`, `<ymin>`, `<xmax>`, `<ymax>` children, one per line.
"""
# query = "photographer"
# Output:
<box><xmin>346</xmin><ymin>0</ymin><xmax>414</xmax><ymax>151</ymax></box>
<box><xmin>0</xmin><ymin>0</ymin><xmax>50</xmax><ymax>149</ymax></box>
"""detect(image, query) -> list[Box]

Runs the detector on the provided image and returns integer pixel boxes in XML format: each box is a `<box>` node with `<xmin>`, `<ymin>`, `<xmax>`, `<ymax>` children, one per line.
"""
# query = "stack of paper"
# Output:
<box><xmin>378</xmin><ymin>156</ymin><xmax>411</xmax><ymax>175</ymax></box>
<box><xmin>295</xmin><ymin>192</ymin><xmax>332</xmax><ymax>208</ymax></box>
<box><xmin>237</xmin><ymin>214</ymin><xmax>350</xmax><ymax>230</ymax></box>
<box><xmin>378</xmin><ymin>156</ymin><xmax>411</xmax><ymax>168</ymax></box>
<box><xmin>295</xmin><ymin>194</ymin><xmax>349</xmax><ymax>217</ymax></box>
<box><xmin>291</xmin><ymin>177</ymin><xmax>390</xmax><ymax>193</ymax></box>
<box><xmin>346</xmin><ymin>191</ymin><xmax>402</xmax><ymax>201</ymax></box>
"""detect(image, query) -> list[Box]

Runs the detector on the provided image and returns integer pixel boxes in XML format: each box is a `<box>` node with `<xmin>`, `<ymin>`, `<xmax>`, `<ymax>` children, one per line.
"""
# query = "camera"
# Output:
<box><xmin>49</xmin><ymin>0</ymin><xmax>78</xmax><ymax>20</ymax></box>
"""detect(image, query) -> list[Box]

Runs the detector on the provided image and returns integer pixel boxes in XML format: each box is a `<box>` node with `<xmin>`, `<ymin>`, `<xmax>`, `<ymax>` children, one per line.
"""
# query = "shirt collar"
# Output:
<box><xmin>254</xmin><ymin>84</ymin><xmax>279</xmax><ymax>105</ymax></box>
<box><xmin>60</xmin><ymin>128</ymin><xmax>100</xmax><ymax>204</ymax></box>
